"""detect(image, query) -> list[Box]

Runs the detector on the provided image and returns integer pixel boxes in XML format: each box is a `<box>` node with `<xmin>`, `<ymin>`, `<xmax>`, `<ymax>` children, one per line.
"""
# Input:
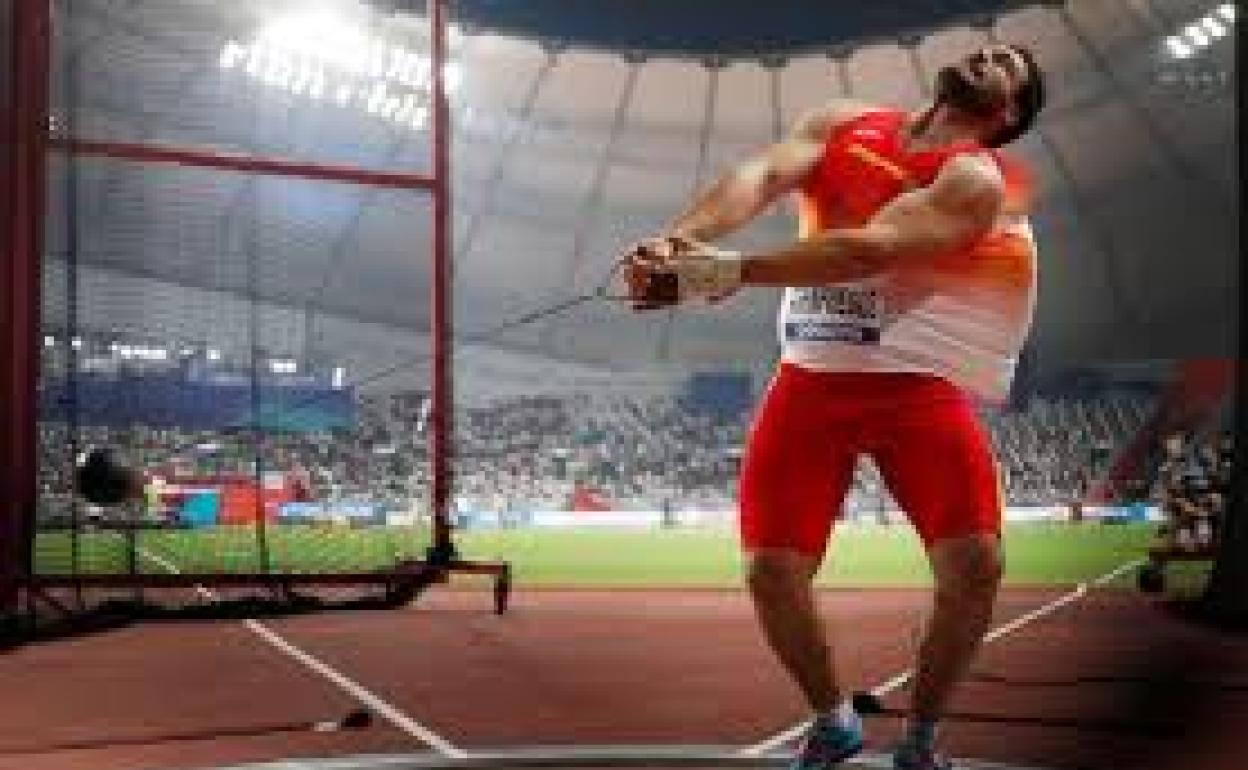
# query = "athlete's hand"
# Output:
<box><xmin>623</xmin><ymin>237</ymin><xmax>742</xmax><ymax>310</ymax></box>
<box><xmin>623</xmin><ymin>246</ymin><xmax>679</xmax><ymax>311</ymax></box>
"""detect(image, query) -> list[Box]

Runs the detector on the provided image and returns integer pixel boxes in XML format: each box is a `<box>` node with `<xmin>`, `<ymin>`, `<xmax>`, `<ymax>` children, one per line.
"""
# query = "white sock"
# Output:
<box><xmin>827</xmin><ymin>698</ymin><xmax>859</xmax><ymax>729</ymax></box>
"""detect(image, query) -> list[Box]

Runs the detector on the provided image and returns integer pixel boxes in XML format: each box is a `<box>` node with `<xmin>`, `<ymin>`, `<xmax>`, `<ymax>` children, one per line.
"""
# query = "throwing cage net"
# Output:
<box><xmin>2</xmin><ymin>0</ymin><xmax>508</xmax><ymax>641</ymax></box>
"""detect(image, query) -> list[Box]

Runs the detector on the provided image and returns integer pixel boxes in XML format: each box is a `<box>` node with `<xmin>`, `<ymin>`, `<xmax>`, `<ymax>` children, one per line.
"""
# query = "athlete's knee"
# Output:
<box><xmin>745</xmin><ymin>549</ymin><xmax>818</xmax><ymax>600</ymax></box>
<box><xmin>931</xmin><ymin>535</ymin><xmax>1002</xmax><ymax>599</ymax></box>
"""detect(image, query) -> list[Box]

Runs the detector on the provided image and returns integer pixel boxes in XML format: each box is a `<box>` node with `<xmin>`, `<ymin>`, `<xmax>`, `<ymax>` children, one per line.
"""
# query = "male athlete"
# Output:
<box><xmin>624</xmin><ymin>45</ymin><xmax>1044</xmax><ymax>770</ymax></box>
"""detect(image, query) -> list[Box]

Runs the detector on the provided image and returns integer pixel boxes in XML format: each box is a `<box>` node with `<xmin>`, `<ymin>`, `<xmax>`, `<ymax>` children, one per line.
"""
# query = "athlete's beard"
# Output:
<box><xmin>935</xmin><ymin>64</ymin><xmax>1005</xmax><ymax>119</ymax></box>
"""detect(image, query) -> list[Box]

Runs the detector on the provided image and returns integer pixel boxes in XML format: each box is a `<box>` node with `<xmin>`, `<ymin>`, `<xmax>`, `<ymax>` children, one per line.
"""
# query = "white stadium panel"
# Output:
<box><xmin>578</xmin><ymin>207</ymin><xmax>673</xmax><ymax>266</ymax></box>
<box><xmin>666</xmin><ymin>312</ymin><xmax>779</xmax><ymax>366</ymax></box>
<box><xmin>1042</xmin><ymin>96</ymin><xmax>1169</xmax><ymax>193</ymax></box>
<box><xmin>597</xmin><ymin>159</ymin><xmax>699</xmax><ymax>214</ymax></box>
<box><xmin>844</xmin><ymin>42</ymin><xmax>924</xmax><ymax>107</ymax></box>
<box><xmin>627</xmin><ymin>58</ymin><xmax>712</xmax><ymax>132</ymax></box>
<box><xmin>779</xmin><ymin>54</ymin><xmax>843</xmax><ymax>128</ymax></box>
<box><xmin>455</xmin><ymin>219</ymin><xmax>579</xmax><ymax>319</ymax></box>
<box><xmin>542</xmin><ymin>300</ymin><xmax>672</xmax><ymax>366</ymax></box>
<box><xmin>712</xmin><ymin>62</ymin><xmax>774</xmax><ymax>144</ymax></box>
<box><xmin>457</xmin><ymin>33</ymin><xmax>551</xmax><ymax>118</ymax></box>
<box><xmin>495</xmin><ymin>146</ymin><xmax>601</xmax><ymax>223</ymax></box>
<box><xmin>612</xmin><ymin>124</ymin><xmax>702</xmax><ymax>173</ymax></box>
<box><xmin>571</xmin><ymin>228</ymin><xmax>642</xmax><ymax>290</ymax></box>
<box><xmin>524</xmin><ymin>122</ymin><xmax>612</xmax><ymax>184</ymax></box>
<box><xmin>350</xmin><ymin>189</ymin><xmax>435</xmax><ymax>269</ymax></box>
<box><xmin>530</xmin><ymin>51</ymin><xmax>636</xmax><ymax>130</ymax></box>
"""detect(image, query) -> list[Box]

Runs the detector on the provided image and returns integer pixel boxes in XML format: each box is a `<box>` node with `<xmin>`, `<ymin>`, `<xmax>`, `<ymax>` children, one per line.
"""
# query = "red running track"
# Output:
<box><xmin>0</xmin><ymin>586</ymin><xmax>1244</xmax><ymax>770</ymax></box>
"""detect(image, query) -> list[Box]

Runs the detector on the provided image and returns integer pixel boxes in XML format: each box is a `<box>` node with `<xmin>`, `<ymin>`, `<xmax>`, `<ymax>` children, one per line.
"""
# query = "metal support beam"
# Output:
<box><xmin>457</xmin><ymin>51</ymin><xmax>558</xmax><ymax>267</ymax></box>
<box><xmin>1</xmin><ymin>0</ymin><xmax>51</xmax><ymax>611</ymax></box>
<box><xmin>428</xmin><ymin>0</ymin><xmax>454</xmax><ymax>559</ymax></box>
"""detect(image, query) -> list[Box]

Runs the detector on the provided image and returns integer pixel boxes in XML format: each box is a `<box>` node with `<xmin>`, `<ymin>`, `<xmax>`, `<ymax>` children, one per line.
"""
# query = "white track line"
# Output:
<box><xmin>137</xmin><ymin>548</ymin><xmax>467</xmax><ymax>759</ymax></box>
<box><xmin>740</xmin><ymin>558</ymin><xmax>1146</xmax><ymax>756</ymax></box>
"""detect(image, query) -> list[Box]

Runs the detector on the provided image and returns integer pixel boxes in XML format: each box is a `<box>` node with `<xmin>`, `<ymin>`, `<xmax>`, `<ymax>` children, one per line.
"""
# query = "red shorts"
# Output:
<box><xmin>739</xmin><ymin>363</ymin><xmax>1003</xmax><ymax>556</ymax></box>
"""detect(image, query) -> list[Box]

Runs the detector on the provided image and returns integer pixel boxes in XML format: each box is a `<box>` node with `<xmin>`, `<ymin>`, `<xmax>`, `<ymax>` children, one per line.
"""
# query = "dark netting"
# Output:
<box><xmin>19</xmin><ymin>0</ymin><xmax>479</xmax><ymax>633</ymax></box>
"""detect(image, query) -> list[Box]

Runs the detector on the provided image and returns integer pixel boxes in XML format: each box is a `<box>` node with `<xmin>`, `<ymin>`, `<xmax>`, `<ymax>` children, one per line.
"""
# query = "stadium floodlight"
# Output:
<box><xmin>1185</xmin><ymin>23</ymin><xmax>1212</xmax><ymax>47</ymax></box>
<box><xmin>221</xmin><ymin>6</ymin><xmax>461</xmax><ymax>131</ymax></box>
<box><xmin>43</xmin><ymin>335</ymin><xmax>56</xmax><ymax>348</ymax></box>
<box><xmin>332</xmin><ymin>366</ymin><xmax>346</xmax><ymax>389</ymax></box>
<box><xmin>1218</xmin><ymin>4</ymin><xmax>1236</xmax><ymax>23</ymax></box>
<box><xmin>219</xmin><ymin>40</ymin><xmax>248</xmax><ymax>69</ymax></box>
<box><xmin>1202</xmin><ymin>15</ymin><xmax>1228</xmax><ymax>37</ymax></box>
<box><xmin>258</xmin><ymin>10</ymin><xmax>370</xmax><ymax>65</ymax></box>
<box><xmin>444</xmin><ymin>61</ymin><xmax>463</xmax><ymax>92</ymax></box>
<box><xmin>71</xmin><ymin>337</ymin><xmax>83</xmax><ymax>350</ymax></box>
<box><xmin>1166</xmin><ymin>35</ymin><xmax>1195</xmax><ymax>58</ymax></box>
<box><xmin>207</xmin><ymin>349</ymin><xmax>221</xmax><ymax>362</ymax></box>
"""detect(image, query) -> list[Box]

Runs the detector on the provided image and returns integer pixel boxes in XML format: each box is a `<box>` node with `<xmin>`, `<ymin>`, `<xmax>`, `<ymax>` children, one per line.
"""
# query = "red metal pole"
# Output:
<box><xmin>428</xmin><ymin>0</ymin><xmax>455</xmax><ymax>560</ymax></box>
<box><xmin>0</xmin><ymin>0</ymin><xmax>50</xmax><ymax>608</ymax></box>
<box><xmin>49</xmin><ymin>137</ymin><xmax>438</xmax><ymax>191</ymax></box>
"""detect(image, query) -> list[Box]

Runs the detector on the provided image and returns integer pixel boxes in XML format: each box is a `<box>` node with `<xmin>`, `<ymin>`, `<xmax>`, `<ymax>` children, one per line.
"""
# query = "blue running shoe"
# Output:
<box><xmin>892</xmin><ymin>743</ymin><xmax>954</xmax><ymax>770</ymax></box>
<box><xmin>789</xmin><ymin>713</ymin><xmax>864</xmax><ymax>770</ymax></box>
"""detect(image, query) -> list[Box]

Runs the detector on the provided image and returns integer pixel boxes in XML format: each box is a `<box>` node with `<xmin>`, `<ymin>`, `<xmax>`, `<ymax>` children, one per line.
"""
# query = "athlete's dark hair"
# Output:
<box><xmin>985</xmin><ymin>45</ymin><xmax>1045</xmax><ymax>148</ymax></box>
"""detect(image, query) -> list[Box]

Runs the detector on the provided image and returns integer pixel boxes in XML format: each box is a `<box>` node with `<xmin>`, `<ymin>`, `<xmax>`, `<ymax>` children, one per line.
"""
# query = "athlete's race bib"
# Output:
<box><xmin>782</xmin><ymin>286</ymin><xmax>882</xmax><ymax>345</ymax></box>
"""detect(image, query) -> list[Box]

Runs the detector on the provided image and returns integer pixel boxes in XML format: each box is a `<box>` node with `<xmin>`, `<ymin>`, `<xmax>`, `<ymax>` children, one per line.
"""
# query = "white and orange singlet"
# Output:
<box><xmin>779</xmin><ymin>108</ymin><xmax>1038</xmax><ymax>404</ymax></box>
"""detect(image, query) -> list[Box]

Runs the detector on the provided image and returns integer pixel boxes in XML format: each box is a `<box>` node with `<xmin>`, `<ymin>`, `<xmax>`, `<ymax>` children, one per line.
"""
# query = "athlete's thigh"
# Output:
<box><xmin>739</xmin><ymin>367</ymin><xmax>859</xmax><ymax>558</ymax></box>
<box><xmin>868</xmin><ymin>396</ymin><xmax>1002</xmax><ymax>548</ymax></box>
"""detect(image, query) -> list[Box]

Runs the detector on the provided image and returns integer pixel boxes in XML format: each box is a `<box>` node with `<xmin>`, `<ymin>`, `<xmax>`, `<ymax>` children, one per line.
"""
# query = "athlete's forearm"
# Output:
<box><xmin>666</xmin><ymin>169</ymin><xmax>774</xmax><ymax>242</ymax></box>
<box><xmin>738</xmin><ymin>225</ymin><xmax>908</xmax><ymax>286</ymax></box>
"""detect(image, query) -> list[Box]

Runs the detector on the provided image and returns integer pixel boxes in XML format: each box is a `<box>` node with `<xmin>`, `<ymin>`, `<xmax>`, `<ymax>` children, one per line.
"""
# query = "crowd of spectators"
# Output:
<box><xmin>1153</xmin><ymin>429</ymin><xmax>1235</xmax><ymax>551</ymax></box>
<box><xmin>38</xmin><ymin>387</ymin><xmax>1166</xmax><ymax>520</ymax></box>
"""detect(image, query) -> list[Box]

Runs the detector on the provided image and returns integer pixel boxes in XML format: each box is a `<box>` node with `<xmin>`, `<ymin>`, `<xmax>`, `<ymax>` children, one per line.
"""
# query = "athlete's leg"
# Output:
<box><xmin>739</xmin><ymin>366</ymin><xmax>859</xmax><ymax>715</ymax></box>
<box><xmin>868</xmin><ymin>381</ymin><xmax>1003</xmax><ymax>766</ymax></box>
<box><xmin>745</xmin><ymin>547</ymin><xmax>842</xmax><ymax>711</ymax></box>
<box><xmin>911</xmin><ymin>532</ymin><xmax>1002</xmax><ymax>722</ymax></box>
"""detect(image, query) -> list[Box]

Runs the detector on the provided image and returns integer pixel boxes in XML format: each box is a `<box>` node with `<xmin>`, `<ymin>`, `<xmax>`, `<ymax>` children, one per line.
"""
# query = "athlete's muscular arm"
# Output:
<box><xmin>738</xmin><ymin>152</ymin><xmax>1006</xmax><ymax>286</ymax></box>
<box><xmin>660</xmin><ymin>102</ymin><xmax>859</xmax><ymax>242</ymax></box>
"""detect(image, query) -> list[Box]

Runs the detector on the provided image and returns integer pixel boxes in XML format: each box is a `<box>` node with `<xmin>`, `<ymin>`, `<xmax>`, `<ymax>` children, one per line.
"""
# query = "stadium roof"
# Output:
<box><xmin>403</xmin><ymin>0</ymin><xmax>1050</xmax><ymax>57</ymax></box>
<box><xmin>43</xmin><ymin>0</ymin><xmax>1237</xmax><ymax>393</ymax></box>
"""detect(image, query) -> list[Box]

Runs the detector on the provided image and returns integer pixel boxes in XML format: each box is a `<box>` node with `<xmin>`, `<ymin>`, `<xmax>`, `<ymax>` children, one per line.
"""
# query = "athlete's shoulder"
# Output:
<box><xmin>942</xmin><ymin>151</ymin><xmax>1007</xmax><ymax>192</ymax></box>
<box><xmin>790</xmin><ymin>99</ymin><xmax>882</xmax><ymax>143</ymax></box>
<box><xmin>930</xmin><ymin>152</ymin><xmax>1009</xmax><ymax>216</ymax></box>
